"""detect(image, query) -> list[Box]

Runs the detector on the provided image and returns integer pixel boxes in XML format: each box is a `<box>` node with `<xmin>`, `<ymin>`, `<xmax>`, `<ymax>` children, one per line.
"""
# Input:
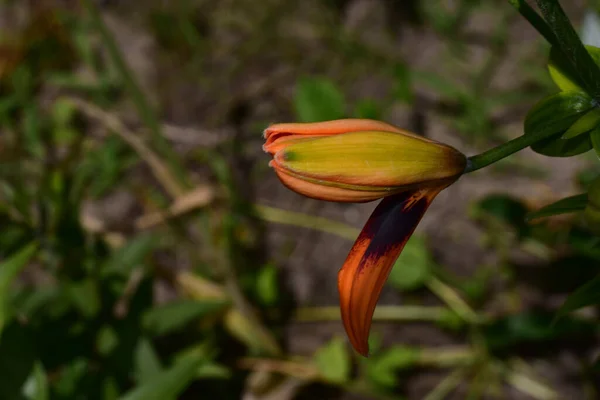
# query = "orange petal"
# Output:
<box><xmin>271</xmin><ymin>161</ymin><xmax>394</xmax><ymax>203</ymax></box>
<box><xmin>338</xmin><ymin>187</ymin><xmax>444</xmax><ymax>356</ymax></box>
<box><xmin>263</xmin><ymin>119</ymin><xmax>420</xmax><ymax>148</ymax></box>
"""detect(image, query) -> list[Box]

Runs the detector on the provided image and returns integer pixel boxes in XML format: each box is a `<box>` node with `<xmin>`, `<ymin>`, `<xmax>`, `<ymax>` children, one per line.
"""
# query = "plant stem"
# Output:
<box><xmin>536</xmin><ymin>0</ymin><xmax>600</xmax><ymax>101</ymax></box>
<box><xmin>295</xmin><ymin>305</ymin><xmax>448</xmax><ymax>322</ymax></box>
<box><xmin>508</xmin><ymin>0</ymin><xmax>557</xmax><ymax>45</ymax></box>
<box><xmin>464</xmin><ymin>128</ymin><xmax>562</xmax><ymax>173</ymax></box>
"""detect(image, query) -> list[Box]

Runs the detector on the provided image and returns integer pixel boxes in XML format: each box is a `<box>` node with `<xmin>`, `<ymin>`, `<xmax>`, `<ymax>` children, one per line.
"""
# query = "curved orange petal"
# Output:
<box><xmin>338</xmin><ymin>187</ymin><xmax>444</xmax><ymax>356</ymax></box>
<box><xmin>264</xmin><ymin>119</ymin><xmax>425</xmax><ymax>149</ymax></box>
<box><xmin>271</xmin><ymin>161</ymin><xmax>394</xmax><ymax>203</ymax></box>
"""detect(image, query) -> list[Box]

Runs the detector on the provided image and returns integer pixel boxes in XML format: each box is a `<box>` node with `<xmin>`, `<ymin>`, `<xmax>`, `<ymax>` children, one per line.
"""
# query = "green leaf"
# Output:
<box><xmin>0</xmin><ymin>243</ymin><xmax>38</xmax><ymax>335</ymax></box>
<box><xmin>557</xmin><ymin>273</ymin><xmax>600</xmax><ymax>318</ymax></box>
<box><xmin>22</xmin><ymin>362</ymin><xmax>48</xmax><ymax>400</ymax></box>
<box><xmin>294</xmin><ymin>77</ymin><xmax>345</xmax><ymax>122</ymax></box>
<box><xmin>97</xmin><ymin>326</ymin><xmax>119</xmax><ymax>356</ymax></box>
<box><xmin>392</xmin><ymin>63</ymin><xmax>413</xmax><ymax>103</ymax></box>
<box><xmin>591</xmin><ymin>124</ymin><xmax>600</xmax><ymax>158</ymax></box>
<box><xmin>365</xmin><ymin>345</ymin><xmax>419</xmax><ymax>389</ymax></box>
<box><xmin>525</xmin><ymin>91</ymin><xmax>594</xmax><ymax>157</ymax></box>
<box><xmin>67</xmin><ymin>279</ymin><xmax>101</xmax><ymax>318</ymax></box>
<box><xmin>526</xmin><ymin>194</ymin><xmax>588</xmax><ymax>221</ymax></box>
<box><xmin>313</xmin><ymin>337</ymin><xmax>350</xmax><ymax>384</ymax></box>
<box><xmin>483</xmin><ymin>312</ymin><xmax>596</xmax><ymax>351</ymax></box>
<box><xmin>561</xmin><ymin>108</ymin><xmax>600</xmax><ymax>138</ymax></box>
<box><xmin>53</xmin><ymin>358</ymin><xmax>88</xmax><ymax>398</ymax></box>
<box><xmin>387</xmin><ymin>235</ymin><xmax>432</xmax><ymax>290</ymax></box>
<box><xmin>548</xmin><ymin>45</ymin><xmax>600</xmax><ymax>92</ymax></box>
<box><xmin>255</xmin><ymin>263</ymin><xmax>279</xmax><ymax>306</ymax></box>
<box><xmin>354</xmin><ymin>99</ymin><xmax>381</xmax><ymax>120</ymax></box>
<box><xmin>102</xmin><ymin>233</ymin><xmax>157</xmax><ymax>277</ymax></box>
<box><xmin>134</xmin><ymin>339</ymin><xmax>163</xmax><ymax>384</ymax></box>
<box><xmin>119</xmin><ymin>354</ymin><xmax>205</xmax><ymax>400</ymax></box>
<box><xmin>142</xmin><ymin>300</ymin><xmax>227</xmax><ymax>337</ymax></box>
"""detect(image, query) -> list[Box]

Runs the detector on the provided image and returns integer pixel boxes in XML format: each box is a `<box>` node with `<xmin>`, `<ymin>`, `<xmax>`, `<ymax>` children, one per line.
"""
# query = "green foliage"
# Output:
<box><xmin>313</xmin><ymin>337</ymin><xmax>351</xmax><ymax>384</ymax></box>
<box><xmin>526</xmin><ymin>193</ymin><xmax>588</xmax><ymax>221</ymax></box>
<box><xmin>525</xmin><ymin>91</ymin><xmax>594</xmax><ymax>157</ymax></box>
<box><xmin>388</xmin><ymin>235</ymin><xmax>432</xmax><ymax>291</ymax></box>
<box><xmin>294</xmin><ymin>77</ymin><xmax>346</xmax><ymax>122</ymax></box>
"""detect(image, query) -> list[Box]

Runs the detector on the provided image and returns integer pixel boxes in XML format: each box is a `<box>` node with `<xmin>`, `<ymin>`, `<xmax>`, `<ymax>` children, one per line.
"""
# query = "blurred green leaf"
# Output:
<box><xmin>294</xmin><ymin>77</ymin><xmax>345</xmax><ymax>122</ymax></box>
<box><xmin>313</xmin><ymin>337</ymin><xmax>350</xmax><ymax>384</ymax></box>
<box><xmin>67</xmin><ymin>279</ymin><xmax>101</xmax><ymax>318</ymax></box>
<box><xmin>548</xmin><ymin>45</ymin><xmax>600</xmax><ymax>92</ymax></box>
<box><xmin>483</xmin><ymin>312</ymin><xmax>596</xmax><ymax>351</ymax></box>
<box><xmin>561</xmin><ymin>108</ymin><xmax>600</xmax><ymax>138</ymax></box>
<box><xmin>119</xmin><ymin>354</ymin><xmax>205</xmax><ymax>400</ymax></box>
<box><xmin>0</xmin><ymin>242</ymin><xmax>38</xmax><ymax>335</ymax></box>
<box><xmin>392</xmin><ymin>63</ymin><xmax>413</xmax><ymax>103</ymax></box>
<box><xmin>525</xmin><ymin>91</ymin><xmax>594</xmax><ymax>157</ymax></box>
<box><xmin>526</xmin><ymin>194</ymin><xmax>588</xmax><ymax>221</ymax></box>
<box><xmin>366</xmin><ymin>345</ymin><xmax>419</xmax><ymax>389</ymax></box>
<box><xmin>0</xmin><ymin>323</ymin><xmax>36</xmax><ymax>400</ymax></box>
<box><xmin>142</xmin><ymin>300</ymin><xmax>227</xmax><ymax>337</ymax></box>
<box><xmin>557</xmin><ymin>273</ymin><xmax>600</xmax><ymax>318</ymax></box>
<box><xmin>354</xmin><ymin>99</ymin><xmax>381</xmax><ymax>120</ymax></box>
<box><xmin>102</xmin><ymin>233</ymin><xmax>157</xmax><ymax>277</ymax></box>
<box><xmin>196</xmin><ymin>363</ymin><xmax>231</xmax><ymax>380</ymax></box>
<box><xmin>388</xmin><ymin>235</ymin><xmax>432</xmax><ymax>291</ymax></box>
<box><xmin>22</xmin><ymin>362</ymin><xmax>48</xmax><ymax>400</ymax></box>
<box><xmin>134</xmin><ymin>339</ymin><xmax>163</xmax><ymax>384</ymax></box>
<box><xmin>52</xmin><ymin>358</ymin><xmax>89</xmax><ymax>398</ymax></box>
<box><xmin>255</xmin><ymin>263</ymin><xmax>279</xmax><ymax>306</ymax></box>
<box><xmin>97</xmin><ymin>326</ymin><xmax>119</xmax><ymax>356</ymax></box>
<box><xmin>473</xmin><ymin>194</ymin><xmax>529</xmax><ymax>237</ymax></box>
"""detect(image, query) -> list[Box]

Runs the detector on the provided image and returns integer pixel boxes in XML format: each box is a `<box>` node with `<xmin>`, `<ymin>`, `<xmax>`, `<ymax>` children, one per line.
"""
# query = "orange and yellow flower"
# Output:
<box><xmin>263</xmin><ymin>119</ymin><xmax>466</xmax><ymax>356</ymax></box>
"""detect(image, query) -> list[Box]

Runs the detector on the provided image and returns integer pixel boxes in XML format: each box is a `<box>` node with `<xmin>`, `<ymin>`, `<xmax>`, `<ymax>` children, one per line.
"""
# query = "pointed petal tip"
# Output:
<box><xmin>338</xmin><ymin>188</ymin><xmax>444</xmax><ymax>358</ymax></box>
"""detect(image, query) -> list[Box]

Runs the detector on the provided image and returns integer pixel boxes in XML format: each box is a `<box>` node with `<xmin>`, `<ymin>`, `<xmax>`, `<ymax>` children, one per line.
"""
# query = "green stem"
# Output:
<box><xmin>536</xmin><ymin>0</ymin><xmax>600</xmax><ymax>101</ymax></box>
<box><xmin>295</xmin><ymin>305</ymin><xmax>448</xmax><ymax>322</ymax></box>
<box><xmin>464</xmin><ymin>128</ymin><xmax>562</xmax><ymax>173</ymax></box>
<box><xmin>508</xmin><ymin>0</ymin><xmax>557</xmax><ymax>46</ymax></box>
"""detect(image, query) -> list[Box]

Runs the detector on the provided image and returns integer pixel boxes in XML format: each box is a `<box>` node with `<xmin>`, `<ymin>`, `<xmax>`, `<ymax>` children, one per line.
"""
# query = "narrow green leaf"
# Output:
<box><xmin>365</xmin><ymin>345</ymin><xmax>419</xmax><ymax>389</ymax></box>
<box><xmin>538</xmin><ymin>0</ymin><xmax>600</xmax><ymax>98</ymax></box>
<box><xmin>119</xmin><ymin>354</ymin><xmax>204</xmax><ymax>400</ymax></box>
<box><xmin>525</xmin><ymin>194</ymin><xmax>588</xmax><ymax>221</ymax></box>
<box><xmin>142</xmin><ymin>300</ymin><xmax>227</xmax><ymax>337</ymax></box>
<box><xmin>134</xmin><ymin>339</ymin><xmax>163</xmax><ymax>384</ymax></box>
<box><xmin>313</xmin><ymin>337</ymin><xmax>350</xmax><ymax>384</ymax></box>
<box><xmin>561</xmin><ymin>108</ymin><xmax>600</xmax><ymax>138</ymax></box>
<box><xmin>548</xmin><ymin>45</ymin><xmax>600</xmax><ymax>92</ymax></box>
<box><xmin>525</xmin><ymin>91</ymin><xmax>594</xmax><ymax>157</ymax></box>
<box><xmin>67</xmin><ymin>279</ymin><xmax>101</xmax><ymax>318</ymax></box>
<box><xmin>22</xmin><ymin>362</ymin><xmax>48</xmax><ymax>400</ymax></box>
<box><xmin>0</xmin><ymin>243</ymin><xmax>38</xmax><ymax>335</ymax></box>
<box><xmin>557</xmin><ymin>273</ymin><xmax>600</xmax><ymax>318</ymax></box>
<box><xmin>102</xmin><ymin>233</ymin><xmax>157</xmax><ymax>277</ymax></box>
<box><xmin>294</xmin><ymin>77</ymin><xmax>345</xmax><ymax>122</ymax></box>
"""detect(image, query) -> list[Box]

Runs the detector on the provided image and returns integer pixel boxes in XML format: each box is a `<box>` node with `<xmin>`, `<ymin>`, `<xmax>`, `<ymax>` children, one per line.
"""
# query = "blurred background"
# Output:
<box><xmin>0</xmin><ymin>0</ymin><xmax>599</xmax><ymax>399</ymax></box>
